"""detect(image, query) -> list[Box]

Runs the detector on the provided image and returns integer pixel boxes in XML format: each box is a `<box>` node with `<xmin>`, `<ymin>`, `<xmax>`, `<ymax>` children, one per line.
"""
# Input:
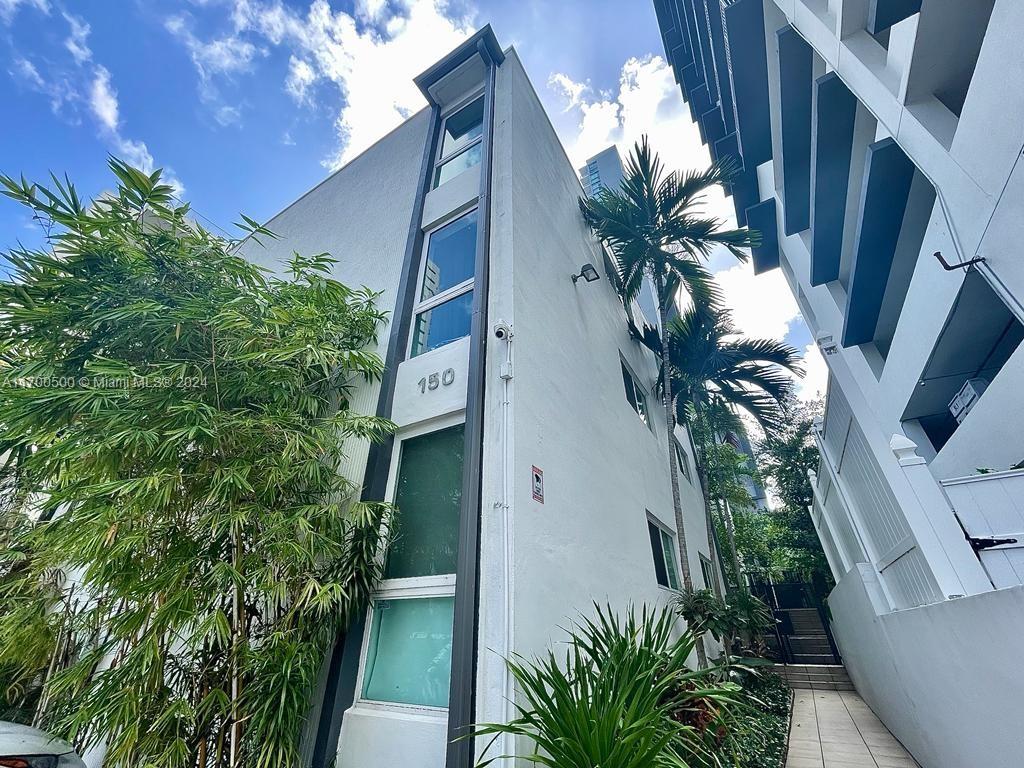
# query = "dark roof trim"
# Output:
<box><xmin>414</xmin><ymin>25</ymin><xmax>505</xmax><ymax>104</ymax></box>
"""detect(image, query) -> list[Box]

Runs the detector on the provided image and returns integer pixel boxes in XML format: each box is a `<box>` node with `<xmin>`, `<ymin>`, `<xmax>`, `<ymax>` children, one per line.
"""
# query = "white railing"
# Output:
<box><xmin>815</xmin><ymin>389</ymin><xmax>943</xmax><ymax>609</ymax></box>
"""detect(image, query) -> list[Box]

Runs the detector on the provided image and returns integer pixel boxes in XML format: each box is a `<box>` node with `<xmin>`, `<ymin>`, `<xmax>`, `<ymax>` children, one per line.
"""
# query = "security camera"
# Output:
<box><xmin>493</xmin><ymin>321</ymin><xmax>513</xmax><ymax>341</ymax></box>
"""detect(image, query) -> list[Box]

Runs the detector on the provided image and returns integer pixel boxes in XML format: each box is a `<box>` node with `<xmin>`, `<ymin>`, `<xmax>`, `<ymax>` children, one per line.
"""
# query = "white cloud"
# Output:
<box><xmin>166</xmin><ymin>15</ymin><xmax>262</xmax><ymax>81</ymax></box>
<box><xmin>227</xmin><ymin>0</ymin><xmax>475</xmax><ymax>169</ymax></box>
<box><xmin>10</xmin><ymin>56</ymin><xmax>44</xmax><ymax>89</ymax></box>
<box><xmin>798</xmin><ymin>342</ymin><xmax>828</xmax><ymax>402</ymax></box>
<box><xmin>552</xmin><ymin>55</ymin><xmax>734</xmax><ymax>227</ymax></box>
<box><xmin>285</xmin><ymin>55</ymin><xmax>316</xmax><ymax>106</ymax></box>
<box><xmin>715</xmin><ymin>261</ymin><xmax>800</xmax><ymax>342</ymax></box>
<box><xmin>0</xmin><ymin>0</ymin><xmax>48</xmax><ymax>25</ymax></box>
<box><xmin>88</xmin><ymin>66</ymin><xmax>184</xmax><ymax>195</ymax></box>
<box><xmin>355</xmin><ymin>0</ymin><xmax>387</xmax><ymax>22</ymax></box>
<box><xmin>63</xmin><ymin>12</ymin><xmax>92</xmax><ymax>64</ymax></box>
<box><xmin>548</xmin><ymin>72</ymin><xmax>589</xmax><ymax>111</ymax></box>
<box><xmin>89</xmin><ymin>66</ymin><xmax>119</xmax><ymax>132</ymax></box>
<box><xmin>214</xmin><ymin>104</ymin><xmax>243</xmax><ymax>126</ymax></box>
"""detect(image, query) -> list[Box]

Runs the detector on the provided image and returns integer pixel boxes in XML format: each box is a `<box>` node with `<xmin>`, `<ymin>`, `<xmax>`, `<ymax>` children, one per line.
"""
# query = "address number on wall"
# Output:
<box><xmin>417</xmin><ymin>368</ymin><xmax>456</xmax><ymax>393</ymax></box>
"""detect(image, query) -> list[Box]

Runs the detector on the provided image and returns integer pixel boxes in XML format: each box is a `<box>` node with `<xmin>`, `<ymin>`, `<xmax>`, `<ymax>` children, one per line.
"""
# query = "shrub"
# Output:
<box><xmin>470</xmin><ymin>604</ymin><xmax>740</xmax><ymax>768</ymax></box>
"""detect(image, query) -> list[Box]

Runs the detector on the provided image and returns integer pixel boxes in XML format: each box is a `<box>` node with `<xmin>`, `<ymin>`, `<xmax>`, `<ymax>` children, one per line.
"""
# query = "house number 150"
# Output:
<box><xmin>418</xmin><ymin>368</ymin><xmax>456</xmax><ymax>393</ymax></box>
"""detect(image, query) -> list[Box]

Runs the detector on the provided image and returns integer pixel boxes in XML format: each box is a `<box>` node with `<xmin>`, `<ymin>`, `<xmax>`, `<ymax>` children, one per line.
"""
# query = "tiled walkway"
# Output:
<box><xmin>786</xmin><ymin>689</ymin><xmax>920</xmax><ymax>767</ymax></box>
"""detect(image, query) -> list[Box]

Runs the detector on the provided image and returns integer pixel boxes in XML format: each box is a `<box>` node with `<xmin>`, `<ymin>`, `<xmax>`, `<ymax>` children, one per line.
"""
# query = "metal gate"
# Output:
<box><xmin>752</xmin><ymin>581</ymin><xmax>841</xmax><ymax>665</ymax></box>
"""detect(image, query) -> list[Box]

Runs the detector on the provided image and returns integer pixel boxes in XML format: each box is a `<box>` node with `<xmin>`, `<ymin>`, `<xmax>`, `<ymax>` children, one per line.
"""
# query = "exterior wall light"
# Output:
<box><xmin>572</xmin><ymin>263</ymin><xmax>600</xmax><ymax>284</ymax></box>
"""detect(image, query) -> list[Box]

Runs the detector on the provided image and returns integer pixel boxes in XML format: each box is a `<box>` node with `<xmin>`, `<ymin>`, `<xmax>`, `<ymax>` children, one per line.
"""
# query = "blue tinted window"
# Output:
<box><xmin>433</xmin><ymin>143</ymin><xmax>482</xmax><ymax>188</ymax></box>
<box><xmin>421</xmin><ymin>210</ymin><xmax>477</xmax><ymax>301</ymax></box>
<box><xmin>362</xmin><ymin>596</ymin><xmax>454</xmax><ymax>707</ymax></box>
<box><xmin>412</xmin><ymin>291</ymin><xmax>473</xmax><ymax>356</ymax></box>
<box><xmin>439</xmin><ymin>97</ymin><xmax>483</xmax><ymax>158</ymax></box>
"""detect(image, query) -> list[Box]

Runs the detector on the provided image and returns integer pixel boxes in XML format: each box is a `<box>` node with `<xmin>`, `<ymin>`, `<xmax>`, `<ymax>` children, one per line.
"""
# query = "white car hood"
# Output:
<box><xmin>0</xmin><ymin>721</ymin><xmax>75</xmax><ymax>755</ymax></box>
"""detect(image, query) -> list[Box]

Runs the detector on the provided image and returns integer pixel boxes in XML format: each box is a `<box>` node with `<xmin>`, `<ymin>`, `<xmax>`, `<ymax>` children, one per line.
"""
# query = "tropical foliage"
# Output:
<box><xmin>471</xmin><ymin>604</ymin><xmax>741</xmax><ymax>768</ymax></box>
<box><xmin>721</xmin><ymin>670</ymin><xmax>790</xmax><ymax>768</ymax></box>
<box><xmin>0</xmin><ymin>160</ymin><xmax>392</xmax><ymax>767</ymax></box>
<box><xmin>667</xmin><ymin>305</ymin><xmax>801</xmax><ymax>594</ymax></box>
<box><xmin>667</xmin><ymin>305</ymin><xmax>802</xmax><ymax>436</ymax></box>
<box><xmin>673</xmin><ymin>589</ymin><xmax>773</xmax><ymax>661</ymax></box>
<box><xmin>579</xmin><ymin>137</ymin><xmax>756</xmax><ymax>665</ymax></box>
<box><xmin>750</xmin><ymin>397</ymin><xmax>832</xmax><ymax>585</ymax></box>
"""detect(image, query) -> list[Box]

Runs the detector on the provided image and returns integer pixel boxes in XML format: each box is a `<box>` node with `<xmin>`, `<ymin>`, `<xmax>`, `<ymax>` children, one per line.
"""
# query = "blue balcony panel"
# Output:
<box><xmin>725</xmin><ymin>0</ymin><xmax>773</xmax><ymax>167</ymax></box>
<box><xmin>810</xmin><ymin>72</ymin><xmax>858</xmax><ymax>286</ymax></box>
<box><xmin>690</xmin><ymin>0</ymin><xmax>719</xmax><ymax>100</ymax></box>
<box><xmin>680</xmin><ymin>0</ymin><xmax>707</xmax><ymax>81</ymax></box>
<box><xmin>747</xmin><ymin>199</ymin><xmax>780</xmax><ymax>274</ymax></box>
<box><xmin>700</xmin><ymin>107</ymin><xmax>727</xmax><ymax>158</ymax></box>
<box><xmin>689</xmin><ymin>83</ymin><xmax>713</xmax><ymax>126</ymax></box>
<box><xmin>729</xmin><ymin>165</ymin><xmax>761</xmax><ymax>229</ymax></box>
<box><xmin>668</xmin><ymin>42</ymin><xmax>693</xmax><ymax>86</ymax></box>
<box><xmin>705</xmin><ymin>0</ymin><xmax>736</xmax><ymax>135</ymax></box>
<box><xmin>681</xmin><ymin>61</ymin><xmax>704</xmax><ymax>97</ymax></box>
<box><xmin>842</xmin><ymin>138</ymin><xmax>916</xmax><ymax>347</ymax></box>
<box><xmin>868</xmin><ymin>0</ymin><xmax>922</xmax><ymax>34</ymax></box>
<box><xmin>654</xmin><ymin>0</ymin><xmax>684</xmax><ymax>51</ymax></box>
<box><xmin>777</xmin><ymin>26</ymin><xmax>813</xmax><ymax>235</ymax></box>
<box><xmin>716</xmin><ymin>132</ymin><xmax>740</xmax><ymax>168</ymax></box>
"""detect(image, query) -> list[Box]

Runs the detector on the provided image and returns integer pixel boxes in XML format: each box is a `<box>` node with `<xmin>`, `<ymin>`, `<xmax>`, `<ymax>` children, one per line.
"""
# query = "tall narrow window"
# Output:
<box><xmin>699</xmin><ymin>554</ymin><xmax>714</xmax><ymax>591</ymax></box>
<box><xmin>411</xmin><ymin>210</ymin><xmax>476</xmax><ymax>357</ymax></box>
<box><xmin>621</xmin><ymin>362</ymin><xmax>649</xmax><ymax>426</ymax></box>
<box><xmin>433</xmin><ymin>96</ymin><xmax>484</xmax><ymax>188</ymax></box>
<box><xmin>648</xmin><ymin>518</ymin><xmax>680</xmax><ymax>590</ymax></box>
<box><xmin>360</xmin><ymin>424</ymin><xmax>464</xmax><ymax>708</ymax></box>
<box><xmin>675</xmin><ymin>440</ymin><xmax>692</xmax><ymax>483</ymax></box>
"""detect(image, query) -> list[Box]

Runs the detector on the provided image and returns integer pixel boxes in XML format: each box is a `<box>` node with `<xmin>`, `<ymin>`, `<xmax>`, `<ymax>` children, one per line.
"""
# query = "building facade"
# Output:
<box><xmin>577</xmin><ymin>144</ymin><xmax>625</xmax><ymax>197</ymax></box>
<box><xmin>241</xmin><ymin>28</ymin><xmax>718</xmax><ymax>768</ymax></box>
<box><xmin>654</xmin><ymin>1</ymin><xmax>1024</xmax><ymax>765</ymax></box>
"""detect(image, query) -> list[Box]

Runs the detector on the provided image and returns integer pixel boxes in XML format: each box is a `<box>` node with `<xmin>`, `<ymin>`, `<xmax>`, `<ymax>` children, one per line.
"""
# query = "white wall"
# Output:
<box><xmin>237</xmin><ymin>109</ymin><xmax>431</xmax><ymax>491</ymax></box>
<box><xmin>830</xmin><ymin>564</ymin><xmax>1024</xmax><ymax>768</ymax></box>
<box><xmin>474</xmin><ymin>52</ymin><xmax>719</xmax><ymax>753</ymax></box>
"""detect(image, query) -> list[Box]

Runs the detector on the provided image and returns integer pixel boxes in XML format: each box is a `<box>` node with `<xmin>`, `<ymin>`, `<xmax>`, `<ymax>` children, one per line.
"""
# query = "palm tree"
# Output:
<box><xmin>667</xmin><ymin>304</ymin><xmax>803</xmax><ymax>592</ymax></box>
<box><xmin>579</xmin><ymin>137</ymin><xmax>757</xmax><ymax>667</ymax></box>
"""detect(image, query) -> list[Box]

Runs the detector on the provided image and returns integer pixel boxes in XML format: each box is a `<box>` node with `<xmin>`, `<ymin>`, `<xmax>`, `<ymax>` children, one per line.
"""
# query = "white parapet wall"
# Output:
<box><xmin>829</xmin><ymin>563</ymin><xmax>1024</xmax><ymax>768</ymax></box>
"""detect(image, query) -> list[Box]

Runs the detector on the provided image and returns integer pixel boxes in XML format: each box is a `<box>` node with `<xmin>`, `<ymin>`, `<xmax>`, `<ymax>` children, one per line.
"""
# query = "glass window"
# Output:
<box><xmin>621</xmin><ymin>363</ymin><xmax>649</xmax><ymax>426</ymax></box>
<box><xmin>420</xmin><ymin>210</ymin><xmax>477</xmax><ymax>301</ymax></box>
<box><xmin>433</xmin><ymin>143</ymin><xmax>482</xmax><ymax>188</ymax></box>
<box><xmin>700</xmin><ymin>555</ymin><xmax>714</xmax><ymax>590</ymax></box>
<box><xmin>412</xmin><ymin>291</ymin><xmax>473</xmax><ymax>357</ymax></box>
<box><xmin>439</xmin><ymin>97</ymin><xmax>483</xmax><ymax>159</ymax></box>
<box><xmin>661</xmin><ymin>529</ymin><xmax>681</xmax><ymax>590</ymax></box>
<box><xmin>362</xmin><ymin>596</ymin><xmax>454</xmax><ymax>707</ymax></box>
<box><xmin>675</xmin><ymin>440</ymin><xmax>691</xmax><ymax>483</ymax></box>
<box><xmin>384</xmin><ymin>425</ymin><xmax>464</xmax><ymax>579</ymax></box>
<box><xmin>648</xmin><ymin>519</ymin><xmax>680</xmax><ymax>590</ymax></box>
<box><xmin>648</xmin><ymin>520</ymin><xmax>669</xmax><ymax>588</ymax></box>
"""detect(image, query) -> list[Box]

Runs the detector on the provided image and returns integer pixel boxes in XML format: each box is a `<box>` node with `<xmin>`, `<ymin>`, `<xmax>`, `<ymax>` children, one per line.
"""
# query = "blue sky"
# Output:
<box><xmin>0</xmin><ymin>0</ymin><xmax>823</xmax><ymax>397</ymax></box>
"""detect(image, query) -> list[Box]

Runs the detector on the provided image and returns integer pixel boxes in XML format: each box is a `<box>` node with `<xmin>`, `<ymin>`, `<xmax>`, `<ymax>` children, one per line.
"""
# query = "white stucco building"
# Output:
<box><xmin>655</xmin><ymin>0</ymin><xmax>1024</xmax><ymax>765</ymax></box>
<box><xmin>240</xmin><ymin>27</ymin><xmax>719</xmax><ymax>768</ymax></box>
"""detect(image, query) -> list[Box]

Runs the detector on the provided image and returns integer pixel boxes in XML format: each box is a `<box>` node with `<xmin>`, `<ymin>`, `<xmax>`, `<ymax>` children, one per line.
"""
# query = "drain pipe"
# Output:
<box><xmin>493</xmin><ymin>320</ymin><xmax>514</xmax><ymax>755</ymax></box>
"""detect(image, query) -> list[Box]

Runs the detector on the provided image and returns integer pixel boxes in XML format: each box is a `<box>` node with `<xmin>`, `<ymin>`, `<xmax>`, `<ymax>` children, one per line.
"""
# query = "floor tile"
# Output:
<box><xmin>783</xmin><ymin>687</ymin><xmax>920</xmax><ymax>768</ymax></box>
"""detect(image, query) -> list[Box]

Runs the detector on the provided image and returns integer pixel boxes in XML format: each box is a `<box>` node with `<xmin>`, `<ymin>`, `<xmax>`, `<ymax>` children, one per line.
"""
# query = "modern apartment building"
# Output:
<box><xmin>240</xmin><ymin>27</ymin><xmax>718</xmax><ymax>768</ymax></box>
<box><xmin>654</xmin><ymin>1</ymin><xmax>1024</xmax><ymax>765</ymax></box>
<box><xmin>577</xmin><ymin>144</ymin><xmax>625</xmax><ymax>197</ymax></box>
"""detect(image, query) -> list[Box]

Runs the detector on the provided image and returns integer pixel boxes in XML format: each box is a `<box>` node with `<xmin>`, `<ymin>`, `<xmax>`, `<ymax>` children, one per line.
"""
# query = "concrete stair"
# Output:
<box><xmin>774</xmin><ymin>663</ymin><xmax>854</xmax><ymax>691</ymax></box>
<box><xmin>779</xmin><ymin>608</ymin><xmax>839</xmax><ymax>665</ymax></box>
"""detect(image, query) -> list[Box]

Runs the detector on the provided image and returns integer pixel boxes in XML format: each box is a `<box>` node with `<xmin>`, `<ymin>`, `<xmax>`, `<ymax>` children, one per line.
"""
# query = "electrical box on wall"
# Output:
<box><xmin>949</xmin><ymin>378</ymin><xmax>989</xmax><ymax>424</ymax></box>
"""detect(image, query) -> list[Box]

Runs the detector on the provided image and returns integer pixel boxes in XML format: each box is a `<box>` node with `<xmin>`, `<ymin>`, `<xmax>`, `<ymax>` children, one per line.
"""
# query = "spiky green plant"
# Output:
<box><xmin>470</xmin><ymin>604</ymin><xmax>741</xmax><ymax>768</ymax></box>
<box><xmin>0</xmin><ymin>159</ymin><xmax>393</xmax><ymax>767</ymax></box>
